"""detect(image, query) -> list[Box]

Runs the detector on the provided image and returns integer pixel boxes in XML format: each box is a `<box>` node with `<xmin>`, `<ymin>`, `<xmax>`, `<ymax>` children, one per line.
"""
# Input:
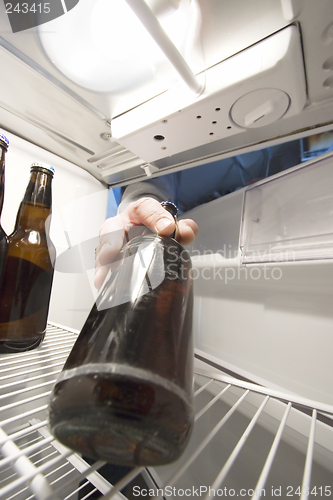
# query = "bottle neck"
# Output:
<box><xmin>15</xmin><ymin>169</ymin><xmax>53</xmax><ymax>232</ymax></box>
<box><xmin>160</xmin><ymin>201</ymin><xmax>178</xmax><ymax>239</ymax></box>
<box><xmin>0</xmin><ymin>146</ymin><xmax>6</xmax><ymax>218</ymax></box>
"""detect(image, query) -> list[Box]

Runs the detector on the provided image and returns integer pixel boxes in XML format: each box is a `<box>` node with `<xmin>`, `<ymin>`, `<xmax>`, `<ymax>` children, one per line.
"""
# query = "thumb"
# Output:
<box><xmin>124</xmin><ymin>197</ymin><xmax>176</xmax><ymax>236</ymax></box>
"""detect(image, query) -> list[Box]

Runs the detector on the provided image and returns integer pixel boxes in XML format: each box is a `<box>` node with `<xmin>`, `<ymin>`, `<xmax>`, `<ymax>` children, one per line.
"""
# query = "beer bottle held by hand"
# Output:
<box><xmin>0</xmin><ymin>133</ymin><xmax>9</xmax><ymax>286</ymax></box>
<box><xmin>49</xmin><ymin>201</ymin><xmax>194</xmax><ymax>467</ymax></box>
<box><xmin>0</xmin><ymin>163</ymin><xmax>56</xmax><ymax>353</ymax></box>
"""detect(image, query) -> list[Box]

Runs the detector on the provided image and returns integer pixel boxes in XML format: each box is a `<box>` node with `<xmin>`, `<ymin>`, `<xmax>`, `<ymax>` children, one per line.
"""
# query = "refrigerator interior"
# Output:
<box><xmin>0</xmin><ymin>134</ymin><xmax>332</xmax><ymax>498</ymax></box>
<box><xmin>0</xmin><ymin>0</ymin><xmax>333</xmax><ymax>498</ymax></box>
<box><xmin>187</xmin><ymin>151</ymin><xmax>333</xmax><ymax>407</ymax></box>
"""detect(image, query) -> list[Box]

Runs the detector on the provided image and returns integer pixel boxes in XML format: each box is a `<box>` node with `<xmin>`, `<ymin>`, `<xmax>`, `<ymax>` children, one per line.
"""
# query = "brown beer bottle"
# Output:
<box><xmin>49</xmin><ymin>202</ymin><xmax>194</xmax><ymax>467</ymax></box>
<box><xmin>0</xmin><ymin>162</ymin><xmax>56</xmax><ymax>352</ymax></box>
<box><xmin>0</xmin><ymin>134</ymin><xmax>9</xmax><ymax>287</ymax></box>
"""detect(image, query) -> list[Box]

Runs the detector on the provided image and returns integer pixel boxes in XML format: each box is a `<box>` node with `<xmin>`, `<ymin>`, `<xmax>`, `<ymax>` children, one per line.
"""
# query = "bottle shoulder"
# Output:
<box><xmin>9</xmin><ymin>228</ymin><xmax>47</xmax><ymax>240</ymax></box>
<box><xmin>8</xmin><ymin>230</ymin><xmax>53</xmax><ymax>254</ymax></box>
<box><xmin>6</xmin><ymin>235</ymin><xmax>55</xmax><ymax>271</ymax></box>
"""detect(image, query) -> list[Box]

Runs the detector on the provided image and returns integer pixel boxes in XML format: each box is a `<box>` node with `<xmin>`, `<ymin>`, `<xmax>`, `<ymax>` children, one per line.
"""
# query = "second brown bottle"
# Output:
<box><xmin>0</xmin><ymin>162</ymin><xmax>56</xmax><ymax>352</ymax></box>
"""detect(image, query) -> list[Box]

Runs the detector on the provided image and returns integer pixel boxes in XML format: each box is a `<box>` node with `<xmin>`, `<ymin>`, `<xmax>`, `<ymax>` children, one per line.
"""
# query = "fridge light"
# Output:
<box><xmin>37</xmin><ymin>0</ymin><xmax>195</xmax><ymax>93</ymax></box>
<box><xmin>91</xmin><ymin>0</ymin><xmax>161</xmax><ymax>63</ymax></box>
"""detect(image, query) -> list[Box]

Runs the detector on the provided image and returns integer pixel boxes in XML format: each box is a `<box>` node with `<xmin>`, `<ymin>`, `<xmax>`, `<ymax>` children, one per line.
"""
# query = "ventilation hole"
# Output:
<box><xmin>100</xmin><ymin>132</ymin><xmax>112</xmax><ymax>141</ymax></box>
<box><xmin>215</xmin><ymin>107</ymin><xmax>221</xmax><ymax>111</ymax></box>
<box><xmin>209</xmin><ymin>132</ymin><xmax>214</xmax><ymax>135</ymax></box>
<box><xmin>227</xmin><ymin>126</ymin><xmax>232</xmax><ymax>129</ymax></box>
<box><xmin>323</xmin><ymin>56</ymin><xmax>333</xmax><ymax>71</ymax></box>
<box><xmin>212</xmin><ymin>121</ymin><xmax>217</xmax><ymax>124</ymax></box>
<box><xmin>154</xmin><ymin>135</ymin><xmax>165</xmax><ymax>141</ymax></box>
<box><xmin>196</xmin><ymin>115</ymin><xmax>202</xmax><ymax>119</ymax></box>
<box><xmin>323</xmin><ymin>76</ymin><xmax>333</xmax><ymax>88</ymax></box>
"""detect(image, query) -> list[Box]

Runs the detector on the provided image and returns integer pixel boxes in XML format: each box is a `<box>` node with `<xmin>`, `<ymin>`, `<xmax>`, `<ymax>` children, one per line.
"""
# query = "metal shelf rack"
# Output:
<box><xmin>0</xmin><ymin>324</ymin><xmax>332</xmax><ymax>500</ymax></box>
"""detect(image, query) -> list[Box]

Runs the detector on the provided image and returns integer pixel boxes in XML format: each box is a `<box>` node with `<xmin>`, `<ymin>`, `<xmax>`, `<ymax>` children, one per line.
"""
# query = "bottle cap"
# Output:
<box><xmin>0</xmin><ymin>134</ymin><xmax>9</xmax><ymax>151</ymax></box>
<box><xmin>31</xmin><ymin>162</ymin><xmax>55</xmax><ymax>176</ymax></box>
<box><xmin>161</xmin><ymin>201</ymin><xmax>178</xmax><ymax>239</ymax></box>
<box><xmin>160</xmin><ymin>201</ymin><xmax>178</xmax><ymax>220</ymax></box>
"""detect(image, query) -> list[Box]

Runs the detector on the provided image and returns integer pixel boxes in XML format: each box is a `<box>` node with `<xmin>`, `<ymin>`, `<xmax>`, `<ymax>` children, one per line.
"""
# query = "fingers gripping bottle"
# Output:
<box><xmin>0</xmin><ymin>163</ymin><xmax>56</xmax><ymax>352</ymax></box>
<box><xmin>49</xmin><ymin>202</ymin><xmax>194</xmax><ymax>466</ymax></box>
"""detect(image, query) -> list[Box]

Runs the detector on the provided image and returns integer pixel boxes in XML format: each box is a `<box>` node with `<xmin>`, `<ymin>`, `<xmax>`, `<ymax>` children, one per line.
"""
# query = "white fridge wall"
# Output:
<box><xmin>0</xmin><ymin>128</ymin><xmax>108</xmax><ymax>332</ymax></box>
<box><xmin>185</xmin><ymin>158</ymin><xmax>333</xmax><ymax>406</ymax></box>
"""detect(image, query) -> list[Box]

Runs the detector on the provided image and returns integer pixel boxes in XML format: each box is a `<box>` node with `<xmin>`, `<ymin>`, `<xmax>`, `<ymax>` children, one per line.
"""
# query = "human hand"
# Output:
<box><xmin>94</xmin><ymin>197</ymin><xmax>199</xmax><ymax>289</ymax></box>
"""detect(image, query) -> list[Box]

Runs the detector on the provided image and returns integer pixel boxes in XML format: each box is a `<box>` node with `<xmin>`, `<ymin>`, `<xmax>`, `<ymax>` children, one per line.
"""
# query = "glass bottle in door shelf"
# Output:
<box><xmin>0</xmin><ymin>134</ymin><xmax>9</xmax><ymax>287</ymax></box>
<box><xmin>49</xmin><ymin>202</ymin><xmax>194</xmax><ymax>467</ymax></box>
<box><xmin>0</xmin><ymin>163</ymin><xmax>56</xmax><ymax>352</ymax></box>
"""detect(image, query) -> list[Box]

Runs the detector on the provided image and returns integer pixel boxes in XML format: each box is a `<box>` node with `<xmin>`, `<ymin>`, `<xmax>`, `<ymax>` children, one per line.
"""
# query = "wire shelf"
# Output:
<box><xmin>0</xmin><ymin>324</ymin><xmax>332</xmax><ymax>500</ymax></box>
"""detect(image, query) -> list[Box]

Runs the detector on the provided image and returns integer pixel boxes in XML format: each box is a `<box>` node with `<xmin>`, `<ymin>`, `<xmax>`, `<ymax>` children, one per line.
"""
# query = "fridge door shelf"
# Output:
<box><xmin>0</xmin><ymin>324</ymin><xmax>332</xmax><ymax>500</ymax></box>
<box><xmin>240</xmin><ymin>151</ymin><xmax>333</xmax><ymax>264</ymax></box>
